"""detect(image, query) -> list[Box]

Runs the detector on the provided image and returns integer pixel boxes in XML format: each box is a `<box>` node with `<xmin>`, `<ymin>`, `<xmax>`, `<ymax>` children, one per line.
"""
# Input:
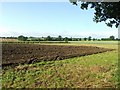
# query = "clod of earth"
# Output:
<box><xmin>2</xmin><ymin>44</ymin><xmax>114</xmax><ymax>67</ymax></box>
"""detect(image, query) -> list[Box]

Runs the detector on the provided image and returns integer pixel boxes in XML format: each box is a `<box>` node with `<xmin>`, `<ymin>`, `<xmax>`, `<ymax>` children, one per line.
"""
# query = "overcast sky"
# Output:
<box><xmin>0</xmin><ymin>2</ymin><xmax>118</xmax><ymax>38</ymax></box>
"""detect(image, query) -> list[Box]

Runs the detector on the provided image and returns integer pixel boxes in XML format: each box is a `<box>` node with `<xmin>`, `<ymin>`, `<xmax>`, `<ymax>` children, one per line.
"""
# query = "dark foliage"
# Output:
<box><xmin>70</xmin><ymin>0</ymin><xmax>120</xmax><ymax>28</ymax></box>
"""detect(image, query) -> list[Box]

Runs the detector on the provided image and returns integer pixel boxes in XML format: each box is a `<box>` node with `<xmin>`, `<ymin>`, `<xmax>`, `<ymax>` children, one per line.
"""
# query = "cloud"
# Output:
<box><xmin>0</xmin><ymin>26</ymin><xmax>118</xmax><ymax>38</ymax></box>
<box><xmin>0</xmin><ymin>26</ymin><xmax>20</xmax><ymax>37</ymax></box>
<box><xmin>57</xmin><ymin>30</ymin><xmax>118</xmax><ymax>38</ymax></box>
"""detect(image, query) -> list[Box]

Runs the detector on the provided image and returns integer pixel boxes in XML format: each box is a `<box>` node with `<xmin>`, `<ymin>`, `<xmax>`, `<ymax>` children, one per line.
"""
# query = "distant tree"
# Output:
<box><xmin>18</xmin><ymin>35</ymin><xmax>28</xmax><ymax>41</ymax></box>
<box><xmin>79</xmin><ymin>38</ymin><xmax>82</xmax><ymax>41</ymax></box>
<box><xmin>38</xmin><ymin>38</ymin><xmax>42</xmax><ymax>41</ymax></box>
<box><xmin>101</xmin><ymin>37</ymin><xmax>115</xmax><ymax>41</ymax></box>
<box><xmin>97</xmin><ymin>39</ymin><xmax>101</xmax><ymax>41</ymax></box>
<box><xmin>83</xmin><ymin>37</ymin><xmax>87</xmax><ymax>41</ymax></box>
<box><xmin>109</xmin><ymin>35</ymin><xmax>115</xmax><ymax>40</ymax></box>
<box><xmin>64</xmin><ymin>37</ymin><xmax>69</xmax><ymax>43</ymax></box>
<box><xmin>93</xmin><ymin>38</ymin><xmax>96</xmax><ymax>41</ymax></box>
<box><xmin>29</xmin><ymin>36</ymin><xmax>34</xmax><ymax>38</ymax></box>
<box><xmin>68</xmin><ymin>37</ymin><xmax>72</xmax><ymax>41</ymax></box>
<box><xmin>88</xmin><ymin>36</ymin><xmax>92</xmax><ymax>41</ymax></box>
<box><xmin>69</xmin><ymin>0</ymin><xmax>120</xmax><ymax>28</ymax></box>
<box><xmin>116</xmin><ymin>38</ymin><xmax>119</xmax><ymax>41</ymax></box>
<box><xmin>41</xmin><ymin>37</ymin><xmax>45</xmax><ymax>41</ymax></box>
<box><xmin>72</xmin><ymin>38</ymin><xmax>79</xmax><ymax>41</ymax></box>
<box><xmin>6</xmin><ymin>36</ymin><xmax>17</xmax><ymax>39</ymax></box>
<box><xmin>101</xmin><ymin>38</ymin><xmax>108</xmax><ymax>41</ymax></box>
<box><xmin>46</xmin><ymin>36</ymin><xmax>52</xmax><ymax>41</ymax></box>
<box><xmin>57</xmin><ymin>35</ymin><xmax>62</xmax><ymax>41</ymax></box>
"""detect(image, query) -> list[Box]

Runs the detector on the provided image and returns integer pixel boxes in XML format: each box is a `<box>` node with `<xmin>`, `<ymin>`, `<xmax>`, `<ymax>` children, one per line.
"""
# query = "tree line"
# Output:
<box><xmin>1</xmin><ymin>35</ymin><xmax>119</xmax><ymax>41</ymax></box>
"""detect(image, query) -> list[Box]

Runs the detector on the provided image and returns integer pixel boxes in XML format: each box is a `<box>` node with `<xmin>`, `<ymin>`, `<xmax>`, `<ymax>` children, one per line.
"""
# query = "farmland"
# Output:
<box><xmin>1</xmin><ymin>38</ymin><xmax>19</xmax><ymax>43</ymax></box>
<box><xmin>2</xmin><ymin>44</ymin><xmax>114</xmax><ymax>67</ymax></box>
<box><xmin>2</xmin><ymin>41</ymin><xmax>119</xmax><ymax>88</ymax></box>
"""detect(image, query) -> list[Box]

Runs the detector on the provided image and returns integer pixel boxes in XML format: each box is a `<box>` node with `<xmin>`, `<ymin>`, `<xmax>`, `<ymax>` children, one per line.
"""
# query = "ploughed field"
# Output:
<box><xmin>2</xmin><ymin>44</ymin><xmax>114</xmax><ymax>67</ymax></box>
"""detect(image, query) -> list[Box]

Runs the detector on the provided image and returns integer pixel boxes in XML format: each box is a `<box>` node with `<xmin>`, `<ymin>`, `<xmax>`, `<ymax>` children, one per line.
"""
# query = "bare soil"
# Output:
<box><xmin>2</xmin><ymin>44</ymin><xmax>114</xmax><ymax>67</ymax></box>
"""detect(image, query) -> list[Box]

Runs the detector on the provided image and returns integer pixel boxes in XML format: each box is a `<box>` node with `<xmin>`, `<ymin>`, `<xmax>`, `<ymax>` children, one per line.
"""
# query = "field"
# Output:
<box><xmin>2</xmin><ymin>41</ymin><xmax>119</xmax><ymax>88</ymax></box>
<box><xmin>2</xmin><ymin>44</ymin><xmax>114</xmax><ymax>67</ymax></box>
<box><xmin>1</xmin><ymin>38</ymin><xmax>18</xmax><ymax>42</ymax></box>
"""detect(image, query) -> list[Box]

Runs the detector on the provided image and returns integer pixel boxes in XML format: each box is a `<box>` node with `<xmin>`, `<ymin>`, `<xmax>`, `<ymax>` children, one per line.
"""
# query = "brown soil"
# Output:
<box><xmin>2</xmin><ymin>44</ymin><xmax>114</xmax><ymax>67</ymax></box>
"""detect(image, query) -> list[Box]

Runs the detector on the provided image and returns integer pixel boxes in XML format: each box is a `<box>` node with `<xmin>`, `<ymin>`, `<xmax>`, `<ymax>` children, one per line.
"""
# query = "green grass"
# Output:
<box><xmin>2</xmin><ymin>41</ymin><xmax>118</xmax><ymax>88</ymax></box>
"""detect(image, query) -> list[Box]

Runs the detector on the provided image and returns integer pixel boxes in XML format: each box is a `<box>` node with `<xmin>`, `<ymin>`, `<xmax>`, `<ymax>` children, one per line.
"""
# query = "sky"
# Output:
<box><xmin>0</xmin><ymin>1</ymin><xmax>118</xmax><ymax>38</ymax></box>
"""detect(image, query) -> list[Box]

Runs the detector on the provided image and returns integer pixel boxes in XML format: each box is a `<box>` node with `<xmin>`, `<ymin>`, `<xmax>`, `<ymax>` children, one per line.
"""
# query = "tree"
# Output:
<box><xmin>116</xmin><ymin>38</ymin><xmax>118</xmax><ymax>40</ymax></box>
<box><xmin>109</xmin><ymin>35</ymin><xmax>115</xmax><ymax>40</ymax></box>
<box><xmin>46</xmin><ymin>36</ymin><xmax>52</xmax><ymax>41</ymax></box>
<box><xmin>79</xmin><ymin>38</ymin><xmax>82</xmax><ymax>41</ymax></box>
<box><xmin>69</xmin><ymin>0</ymin><xmax>77</xmax><ymax>5</ymax></box>
<box><xmin>93</xmin><ymin>38</ymin><xmax>96</xmax><ymax>41</ymax></box>
<box><xmin>101</xmin><ymin>38</ymin><xmax>110</xmax><ymax>41</ymax></box>
<box><xmin>18</xmin><ymin>35</ymin><xmax>28</xmax><ymax>41</ymax></box>
<box><xmin>57</xmin><ymin>35</ymin><xmax>62</xmax><ymax>41</ymax></box>
<box><xmin>64</xmin><ymin>37</ymin><xmax>69</xmax><ymax>42</ymax></box>
<box><xmin>69</xmin><ymin>0</ymin><xmax>120</xmax><ymax>28</ymax></box>
<box><xmin>68</xmin><ymin>37</ymin><xmax>72</xmax><ymax>41</ymax></box>
<box><xmin>83</xmin><ymin>37</ymin><xmax>87</xmax><ymax>41</ymax></box>
<box><xmin>88</xmin><ymin>36</ymin><xmax>92</xmax><ymax>41</ymax></box>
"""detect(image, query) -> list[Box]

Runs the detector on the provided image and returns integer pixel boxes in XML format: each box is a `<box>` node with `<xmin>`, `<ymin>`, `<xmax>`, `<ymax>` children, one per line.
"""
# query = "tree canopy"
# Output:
<box><xmin>18</xmin><ymin>35</ymin><xmax>28</xmax><ymax>41</ymax></box>
<box><xmin>69</xmin><ymin>0</ymin><xmax>120</xmax><ymax>28</ymax></box>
